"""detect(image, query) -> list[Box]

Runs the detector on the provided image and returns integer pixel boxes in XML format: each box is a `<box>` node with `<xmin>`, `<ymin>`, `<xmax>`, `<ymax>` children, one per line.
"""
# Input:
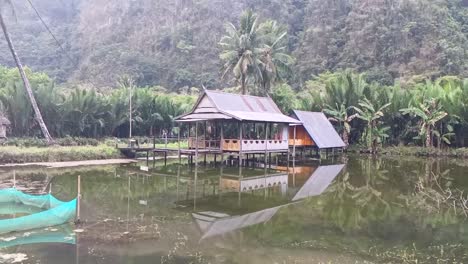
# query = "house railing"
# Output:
<box><xmin>188</xmin><ymin>138</ymin><xmax>290</xmax><ymax>152</ymax></box>
<box><xmin>188</xmin><ymin>138</ymin><xmax>220</xmax><ymax>149</ymax></box>
<box><xmin>222</xmin><ymin>139</ymin><xmax>288</xmax><ymax>152</ymax></box>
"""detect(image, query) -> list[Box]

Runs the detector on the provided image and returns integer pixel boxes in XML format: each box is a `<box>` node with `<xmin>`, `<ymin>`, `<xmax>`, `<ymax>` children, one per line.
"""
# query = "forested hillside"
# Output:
<box><xmin>0</xmin><ymin>0</ymin><xmax>467</xmax><ymax>89</ymax></box>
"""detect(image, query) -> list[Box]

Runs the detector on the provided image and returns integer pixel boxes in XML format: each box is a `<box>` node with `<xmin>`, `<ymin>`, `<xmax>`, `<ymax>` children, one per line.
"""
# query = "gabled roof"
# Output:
<box><xmin>193</xmin><ymin>204</ymin><xmax>288</xmax><ymax>240</ymax></box>
<box><xmin>176</xmin><ymin>90</ymin><xmax>301</xmax><ymax>123</ymax></box>
<box><xmin>292</xmin><ymin>164</ymin><xmax>345</xmax><ymax>201</ymax></box>
<box><xmin>292</xmin><ymin>110</ymin><xmax>345</xmax><ymax>149</ymax></box>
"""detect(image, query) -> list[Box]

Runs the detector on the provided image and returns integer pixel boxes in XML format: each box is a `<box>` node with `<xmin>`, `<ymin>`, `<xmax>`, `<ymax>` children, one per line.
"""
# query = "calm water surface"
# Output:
<box><xmin>0</xmin><ymin>155</ymin><xmax>467</xmax><ymax>263</ymax></box>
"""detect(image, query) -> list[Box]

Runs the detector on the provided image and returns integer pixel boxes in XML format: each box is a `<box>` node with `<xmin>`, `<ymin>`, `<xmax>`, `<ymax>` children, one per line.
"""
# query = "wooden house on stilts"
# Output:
<box><xmin>175</xmin><ymin>90</ymin><xmax>301</xmax><ymax>164</ymax></box>
<box><xmin>288</xmin><ymin>110</ymin><xmax>346</xmax><ymax>155</ymax></box>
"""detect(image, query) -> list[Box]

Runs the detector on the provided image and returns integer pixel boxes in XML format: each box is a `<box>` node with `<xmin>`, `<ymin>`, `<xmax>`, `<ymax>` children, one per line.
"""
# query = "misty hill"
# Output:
<box><xmin>0</xmin><ymin>0</ymin><xmax>467</xmax><ymax>90</ymax></box>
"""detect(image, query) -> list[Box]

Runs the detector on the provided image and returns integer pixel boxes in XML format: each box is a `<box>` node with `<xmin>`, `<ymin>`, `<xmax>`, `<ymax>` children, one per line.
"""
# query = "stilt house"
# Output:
<box><xmin>175</xmin><ymin>90</ymin><xmax>301</xmax><ymax>155</ymax></box>
<box><xmin>288</xmin><ymin>110</ymin><xmax>345</xmax><ymax>150</ymax></box>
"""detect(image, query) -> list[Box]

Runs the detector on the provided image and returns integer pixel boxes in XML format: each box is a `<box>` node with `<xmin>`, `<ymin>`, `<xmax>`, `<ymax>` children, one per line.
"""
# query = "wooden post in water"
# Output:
<box><xmin>220</xmin><ymin>121</ymin><xmax>224</xmax><ymax>167</ymax></box>
<box><xmin>239</xmin><ymin>122</ymin><xmax>243</xmax><ymax>166</ymax></box>
<box><xmin>164</xmin><ymin>130</ymin><xmax>168</xmax><ymax>149</ymax></box>
<box><xmin>13</xmin><ymin>170</ymin><xmax>16</xmax><ymax>188</ymax></box>
<box><xmin>293</xmin><ymin>125</ymin><xmax>297</xmax><ymax>160</ymax></box>
<box><xmin>178</xmin><ymin>124</ymin><xmax>181</xmax><ymax>163</ymax></box>
<box><xmin>195</xmin><ymin>121</ymin><xmax>199</xmax><ymax>167</ymax></box>
<box><xmin>76</xmin><ymin>175</ymin><xmax>81</xmax><ymax>224</ymax></box>
<box><xmin>264</xmin><ymin>122</ymin><xmax>268</xmax><ymax>168</ymax></box>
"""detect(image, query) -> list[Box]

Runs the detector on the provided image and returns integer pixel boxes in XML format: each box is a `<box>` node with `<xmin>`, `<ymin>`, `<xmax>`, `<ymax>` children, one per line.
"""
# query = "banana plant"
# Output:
<box><xmin>352</xmin><ymin>98</ymin><xmax>391</xmax><ymax>153</ymax></box>
<box><xmin>323</xmin><ymin>103</ymin><xmax>358</xmax><ymax>147</ymax></box>
<box><xmin>400</xmin><ymin>98</ymin><xmax>448</xmax><ymax>148</ymax></box>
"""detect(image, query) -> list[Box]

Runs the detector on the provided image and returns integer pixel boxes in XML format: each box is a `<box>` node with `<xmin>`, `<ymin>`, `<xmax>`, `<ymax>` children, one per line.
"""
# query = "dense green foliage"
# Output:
<box><xmin>0</xmin><ymin>66</ymin><xmax>196</xmax><ymax>138</ymax></box>
<box><xmin>294</xmin><ymin>70</ymin><xmax>468</xmax><ymax>148</ymax></box>
<box><xmin>0</xmin><ymin>0</ymin><xmax>466</xmax><ymax>89</ymax></box>
<box><xmin>1</xmin><ymin>65</ymin><xmax>468</xmax><ymax>149</ymax></box>
<box><xmin>0</xmin><ymin>1</ymin><xmax>467</xmax><ymax>149</ymax></box>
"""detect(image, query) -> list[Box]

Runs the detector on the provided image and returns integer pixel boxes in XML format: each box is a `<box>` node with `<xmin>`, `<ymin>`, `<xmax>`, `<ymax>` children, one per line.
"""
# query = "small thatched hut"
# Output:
<box><xmin>0</xmin><ymin>115</ymin><xmax>11</xmax><ymax>139</ymax></box>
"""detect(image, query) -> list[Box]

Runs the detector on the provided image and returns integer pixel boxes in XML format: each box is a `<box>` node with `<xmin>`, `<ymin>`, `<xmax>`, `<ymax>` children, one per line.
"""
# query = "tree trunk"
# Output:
<box><xmin>342</xmin><ymin>129</ymin><xmax>349</xmax><ymax>147</ymax></box>
<box><xmin>0</xmin><ymin>13</ymin><xmax>53</xmax><ymax>143</ymax></box>
<box><xmin>425</xmin><ymin>126</ymin><xmax>431</xmax><ymax>148</ymax></box>
<box><xmin>241</xmin><ymin>74</ymin><xmax>246</xmax><ymax>95</ymax></box>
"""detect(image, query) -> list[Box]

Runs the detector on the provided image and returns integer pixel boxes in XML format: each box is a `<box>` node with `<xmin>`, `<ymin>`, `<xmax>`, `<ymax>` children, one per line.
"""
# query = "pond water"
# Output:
<box><xmin>0</xmin><ymin>155</ymin><xmax>467</xmax><ymax>263</ymax></box>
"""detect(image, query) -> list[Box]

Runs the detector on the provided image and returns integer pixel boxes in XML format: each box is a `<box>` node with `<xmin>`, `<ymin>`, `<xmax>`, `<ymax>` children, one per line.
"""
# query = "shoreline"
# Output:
<box><xmin>0</xmin><ymin>159</ymin><xmax>138</xmax><ymax>169</ymax></box>
<box><xmin>348</xmin><ymin>146</ymin><xmax>468</xmax><ymax>159</ymax></box>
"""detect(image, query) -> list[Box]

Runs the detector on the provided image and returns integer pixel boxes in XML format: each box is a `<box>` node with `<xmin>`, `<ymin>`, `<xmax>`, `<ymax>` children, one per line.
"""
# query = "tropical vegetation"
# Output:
<box><xmin>0</xmin><ymin>5</ymin><xmax>467</xmax><ymax>153</ymax></box>
<box><xmin>0</xmin><ymin>66</ymin><xmax>196</xmax><ymax>139</ymax></box>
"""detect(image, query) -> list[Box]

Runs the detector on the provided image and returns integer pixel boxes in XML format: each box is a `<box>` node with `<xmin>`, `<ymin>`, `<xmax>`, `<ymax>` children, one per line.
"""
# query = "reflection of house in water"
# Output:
<box><xmin>175</xmin><ymin>164</ymin><xmax>345</xmax><ymax>240</ymax></box>
<box><xmin>291</xmin><ymin>164</ymin><xmax>345</xmax><ymax>201</ymax></box>
<box><xmin>220</xmin><ymin>171</ymin><xmax>288</xmax><ymax>193</ymax></box>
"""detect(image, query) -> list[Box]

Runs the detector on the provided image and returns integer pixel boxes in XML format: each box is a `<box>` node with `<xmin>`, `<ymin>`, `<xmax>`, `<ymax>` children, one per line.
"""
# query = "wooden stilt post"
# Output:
<box><xmin>293</xmin><ymin>125</ymin><xmax>297</xmax><ymax>161</ymax></box>
<box><xmin>269</xmin><ymin>153</ymin><xmax>272</xmax><ymax>169</ymax></box>
<box><xmin>239</xmin><ymin>122</ymin><xmax>243</xmax><ymax>167</ymax></box>
<box><xmin>178</xmin><ymin>124</ymin><xmax>181</xmax><ymax>164</ymax></box>
<box><xmin>220</xmin><ymin>121</ymin><xmax>224</xmax><ymax>167</ymax></box>
<box><xmin>146</xmin><ymin>151</ymin><xmax>149</xmax><ymax>166</ymax></box>
<box><xmin>264</xmin><ymin>122</ymin><xmax>268</xmax><ymax>168</ymax></box>
<box><xmin>195</xmin><ymin>121</ymin><xmax>199</xmax><ymax>167</ymax></box>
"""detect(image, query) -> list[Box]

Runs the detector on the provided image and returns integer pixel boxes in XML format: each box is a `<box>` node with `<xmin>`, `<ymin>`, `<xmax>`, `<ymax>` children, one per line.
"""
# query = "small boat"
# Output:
<box><xmin>0</xmin><ymin>188</ymin><xmax>77</xmax><ymax>235</ymax></box>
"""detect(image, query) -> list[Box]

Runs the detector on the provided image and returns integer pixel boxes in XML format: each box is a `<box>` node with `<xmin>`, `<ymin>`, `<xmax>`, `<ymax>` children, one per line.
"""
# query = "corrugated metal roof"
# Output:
<box><xmin>292</xmin><ymin>164</ymin><xmax>345</xmax><ymax>201</ymax></box>
<box><xmin>177</xmin><ymin>112</ymin><xmax>233</xmax><ymax>121</ymax></box>
<box><xmin>292</xmin><ymin>110</ymin><xmax>345</xmax><ymax>149</ymax></box>
<box><xmin>175</xmin><ymin>90</ymin><xmax>301</xmax><ymax>123</ymax></box>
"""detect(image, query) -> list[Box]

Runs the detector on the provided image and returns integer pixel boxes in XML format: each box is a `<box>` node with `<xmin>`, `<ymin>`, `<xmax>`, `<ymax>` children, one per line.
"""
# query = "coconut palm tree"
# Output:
<box><xmin>256</xmin><ymin>20</ymin><xmax>295</xmax><ymax>94</ymax></box>
<box><xmin>219</xmin><ymin>9</ymin><xmax>263</xmax><ymax>95</ymax></box>
<box><xmin>0</xmin><ymin>0</ymin><xmax>53</xmax><ymax>142</ymax></box>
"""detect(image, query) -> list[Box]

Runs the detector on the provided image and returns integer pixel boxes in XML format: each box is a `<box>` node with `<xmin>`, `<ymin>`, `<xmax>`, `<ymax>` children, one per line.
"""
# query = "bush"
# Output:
<box><xmin>0</xmin><ymin>145</ymin><xmax>123</xmax><ymax>163</ymax></box>
<box><xmin>1</xmin><ymin>137</ymin><xmax>101</xmax><ymax>147</ymax></box>
<box><xmin>381</xmin><ymin>146</ymin><xmax>468</xmax><ymax>158</ymax></box>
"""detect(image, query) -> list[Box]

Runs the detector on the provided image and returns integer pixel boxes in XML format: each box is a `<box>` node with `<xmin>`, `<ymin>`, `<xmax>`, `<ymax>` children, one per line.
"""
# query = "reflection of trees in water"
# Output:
<box><xmin>246</xmin><ymin>156</ymin><xmax>468</xmax><ymax>263</ymax></box>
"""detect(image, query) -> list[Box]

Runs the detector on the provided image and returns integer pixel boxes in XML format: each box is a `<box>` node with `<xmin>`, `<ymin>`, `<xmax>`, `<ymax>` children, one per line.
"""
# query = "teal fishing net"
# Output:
<box><xmin>0</xmin><ymin>188</ymin><xmax>76</xmax><ymax>235</ymax></box>
<box><xmin>0</xmin><ymin>225</ymin><xmax>76</xmax><ymax>248</ymax></box>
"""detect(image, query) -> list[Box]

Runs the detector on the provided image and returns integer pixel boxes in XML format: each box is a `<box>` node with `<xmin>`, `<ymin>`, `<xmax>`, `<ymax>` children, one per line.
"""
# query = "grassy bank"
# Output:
<box><xmin>349</xmin><ymin>146</ymin><xmax>468</xmax><ymax>158</ymax></box>
<box><xmin>0</xmin><ymin>144</ymin><xmax>122</xmax><ymax>164</ymax></box>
